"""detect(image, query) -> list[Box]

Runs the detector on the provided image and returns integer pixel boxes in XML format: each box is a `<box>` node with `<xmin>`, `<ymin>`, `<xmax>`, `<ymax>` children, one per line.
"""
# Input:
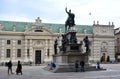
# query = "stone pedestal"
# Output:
<box><xmin>53</xmin><ymin>43</ymin><xmax>88</xmax><ymax>63</ymax></box>
<box><xmin>52</xmin><ymin>43</ymin><xmax>90</xmax><ymax>72</ymax></box>
<box><xmin>44</xmin><ymin>28</ymin><xmax>105</xmax><ymax>72</ymax></box>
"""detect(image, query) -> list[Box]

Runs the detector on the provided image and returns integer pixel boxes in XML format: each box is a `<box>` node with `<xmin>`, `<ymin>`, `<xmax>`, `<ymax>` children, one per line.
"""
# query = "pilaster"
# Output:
<box><xmin>29</xmin><ymin>39</ymin><xmax>33</xmax><ymax>61</ymax></box>
<box><xmin>24</xmin><ymin>39</ymin><xmax>28</xmax><ymax>61</ymax></box>
<box><xmin>49</xmin><ymin>39</ymin><xmax>53</xmax><ymax>55</ymax></box>
<box><xmin>45</xmin><ymin>39</ymin><xmax>48</xmax><ymax>54</ymax></box>
<box><xmin>1</xmin><ymin>40</ymin><xmax>5</xmax><ymax>60</ymax></box>
<box><xmin>12</xmin><ymin>40</ymin><xmax>16</xmax><ymax>60</ymax></box>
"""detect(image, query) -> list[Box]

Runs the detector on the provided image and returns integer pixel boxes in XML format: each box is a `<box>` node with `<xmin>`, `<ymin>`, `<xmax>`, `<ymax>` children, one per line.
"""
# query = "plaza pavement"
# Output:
<box><xmin>0</xmin><ymin>64</ymin><xmax>120</xmax><ymax>79</ymax></box>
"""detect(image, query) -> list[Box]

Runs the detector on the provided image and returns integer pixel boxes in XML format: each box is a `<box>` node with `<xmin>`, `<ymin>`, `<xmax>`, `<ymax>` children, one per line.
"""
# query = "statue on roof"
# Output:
<box><xmin>65</xmin><ymin>7</ymin><xmax>75</xmax><ymax>32</ymax></box>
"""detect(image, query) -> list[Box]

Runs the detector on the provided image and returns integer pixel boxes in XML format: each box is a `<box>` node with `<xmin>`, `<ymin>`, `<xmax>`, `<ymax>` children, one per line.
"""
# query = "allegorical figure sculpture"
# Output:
<box><xmin>62</xmin><ymin>34</ymin><xmax>69</xmax><ymax>52</ymax></box>
<box><xmin>83</xmin><ymin>36</ymin><xmax>90</xmax><ymax>53</ymax></box>
<box><xmin>70</xmin><ymin>32</ymin><xmax>77</xmax><ymax>43</ymax></box>
<box><xmin>65</xmin><ymin>7</ymin><xmax>75</xmax><ymax>32</ymax></box>
<box><xmin>54</xmin><ymin>39</ymin><xmax>58</xmax><ymax>55</ymax></box>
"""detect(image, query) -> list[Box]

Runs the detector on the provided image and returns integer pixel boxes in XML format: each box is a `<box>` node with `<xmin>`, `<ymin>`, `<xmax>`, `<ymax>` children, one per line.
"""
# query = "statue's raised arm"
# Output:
<box><xmin>65</xmin><ymin>7</ymin><xmax>75</xmax><ymax>32</ymax></box>
<box><xmin>65</xmin><ymin>7</ymin><xmax>68</xmax><ymax>13</ymax></box>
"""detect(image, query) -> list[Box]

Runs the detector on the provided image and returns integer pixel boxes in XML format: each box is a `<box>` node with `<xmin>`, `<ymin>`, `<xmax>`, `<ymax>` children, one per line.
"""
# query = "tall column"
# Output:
<box><xmin>12</xmin><ymin>40</ymin><xmax>16</xmax><ymax>60</ymax></box>
<box><xmin>49</xmin><ymin>39</ymin><xmax>53</xmax><ymax>61</ymax></box>
<box><xmin>1</xmin><ymin>40</ymin><xmax>5</xmax><ymax>60</ymax></box>
<box><xmin>45</xmin><ymin>39</ymin><xmax>48</xmax><ymax>54</ymax></box>
<box><xmin>45</xmin><ymin>39</ymin><xmax>48</xmax><ymax>62</ymax></box>
<box><xmin>24</xmin><ymin>39</ymin><xmax>28</xmax><ymax>62</ymax></box>
<box><xmin>29</xmin><ymin>39</ymin><xmax>33</xmax><ymax>62</ymax></box>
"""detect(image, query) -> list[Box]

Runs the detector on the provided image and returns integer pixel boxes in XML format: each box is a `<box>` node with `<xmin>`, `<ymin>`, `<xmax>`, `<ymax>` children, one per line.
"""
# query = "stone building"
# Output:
<box><xmin>114</xmin><ymin>27</ymin><xmax>120</xmax><ymax>61</ymax></box>
<box><xmin>0</xmin><ymin>17</ymin><xmax>115</xmax><ymax>65</ymax></box>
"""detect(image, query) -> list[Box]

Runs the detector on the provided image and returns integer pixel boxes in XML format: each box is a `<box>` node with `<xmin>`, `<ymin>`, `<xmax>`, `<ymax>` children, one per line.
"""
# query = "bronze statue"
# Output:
<box><xmin>83</xmin><ymin>36</ymin><xmax>90</xmax><ymax>53</ymax></box>
<box><xmin>54</xmin><ymin>39</ymin><xmax>58</xmax><ymax>55</ymax></box>
<box><xmin>62</xmin><ymin>34</ymin><xmax>69</xmax><ymax>52</ymax></box>
<box><xmin>65</xmin><ymin>7</ymin><xmax>75</xmax><ymax>32</ymax></box>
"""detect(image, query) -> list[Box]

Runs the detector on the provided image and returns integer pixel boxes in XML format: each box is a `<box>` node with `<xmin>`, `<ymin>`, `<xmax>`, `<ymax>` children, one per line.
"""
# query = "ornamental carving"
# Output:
<box><xmin>33</xmin><ymin>40</ymin><xmax>44</xmax><ymax>47</ymax></box>
<box><xmin>101</xmin><ymin>42</ymin><xmax>108</xmax><ymax>52</ymax></box>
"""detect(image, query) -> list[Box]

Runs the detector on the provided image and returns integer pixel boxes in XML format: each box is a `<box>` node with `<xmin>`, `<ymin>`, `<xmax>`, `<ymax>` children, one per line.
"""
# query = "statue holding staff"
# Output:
<box><xmin>65</xmin><ymin>6</ymin><xmax>75</xmax><ymax>32</ymax></box>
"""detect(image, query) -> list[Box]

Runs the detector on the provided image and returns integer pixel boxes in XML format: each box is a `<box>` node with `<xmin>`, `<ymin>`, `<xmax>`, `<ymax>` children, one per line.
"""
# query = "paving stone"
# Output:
<box><xmin>0</xmin><ymin>64</ymin><xmax>120</xmax><ymax>79</ymax></box>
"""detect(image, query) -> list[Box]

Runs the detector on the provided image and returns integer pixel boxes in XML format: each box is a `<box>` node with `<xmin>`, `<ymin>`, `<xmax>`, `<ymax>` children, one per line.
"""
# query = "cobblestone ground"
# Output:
<box><xmin>0</xmin><ymin>64</ymin><xmax>120</xmax><ymax>79</ymax></box>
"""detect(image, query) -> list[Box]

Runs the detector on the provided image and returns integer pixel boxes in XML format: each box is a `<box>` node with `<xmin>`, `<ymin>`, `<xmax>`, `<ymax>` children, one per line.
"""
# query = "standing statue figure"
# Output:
<box><xmin>83</xmin><ymin>36</ymin><xmax>90</xmax><ymax>53</ymax></box>
<box><xmin>62</xmin><ymin>34</ymin><xmax>69</xmax><ymax>52</ymax></box>
<box><xmin>54</xmin><ymin>39</ymin><xmax>58</xmax><ymax>55</ymax></box>
<box><xmin>65</xmin><ymin>7</ymin><xmax>75</xmax><ymax>32</ymax></box>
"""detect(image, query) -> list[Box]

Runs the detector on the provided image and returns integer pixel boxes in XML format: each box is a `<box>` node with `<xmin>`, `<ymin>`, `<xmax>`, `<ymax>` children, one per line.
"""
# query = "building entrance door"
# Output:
<box><xmin>35</xmin><ymin>50</ymin><xmax>41</xmax><ymax>64</ymax></box>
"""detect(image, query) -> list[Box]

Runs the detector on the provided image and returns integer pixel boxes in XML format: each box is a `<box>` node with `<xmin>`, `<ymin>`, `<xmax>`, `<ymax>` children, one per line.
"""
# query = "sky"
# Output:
<box><xmin>0</xmin><ymin>0</ymin><xmax>120</xmax><ymax>28</ymax></box>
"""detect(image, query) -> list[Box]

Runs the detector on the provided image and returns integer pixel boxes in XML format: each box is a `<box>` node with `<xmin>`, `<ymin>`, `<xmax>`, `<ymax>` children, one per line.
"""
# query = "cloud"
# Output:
<box><xmin>0</xmin><ymin>14</ymin><xmax>33</xmax><ymax>22</ymax></box>
<box><xmin>0</xmin><ymin>0</ymin><xmax>120</xmax><ymax>28</ymax></box>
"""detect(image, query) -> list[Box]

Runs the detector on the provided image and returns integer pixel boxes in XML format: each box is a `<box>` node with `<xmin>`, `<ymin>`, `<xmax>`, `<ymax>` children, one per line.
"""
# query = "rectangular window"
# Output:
<box><xmin>7</xmin><ymin>40</ymin><xmax>11</xmax><ymax>44</ymax></box>
<box><xmin>47</xmin><ymin>49</ymin><xmax>50</xmax><ymax>56</ymax></box>
<box><xmin>6</xmin><ymin>49</ymin><xmax>10</xmax><ymax>58</ymax></box>
<box><xmin>18</xmin><ymin>40</ymin><xmax>21</xmax><ymax>45</ymax></box>
<box><xmin>27</xmin><ymin>49</ymin><xmax>29</xmax><ymax>57</ymax></box>
<box><xmin>17</xmin><ymin>49</ymin><xmax>21</xmax><ymax>57</ymax></box>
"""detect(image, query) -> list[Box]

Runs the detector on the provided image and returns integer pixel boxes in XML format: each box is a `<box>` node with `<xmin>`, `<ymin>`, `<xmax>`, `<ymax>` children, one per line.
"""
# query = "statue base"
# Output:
<box><xmin>52</xmin><ymin>52</ymin><xmax>89</xmax><ymax>73</ymax></box>
<box><xmin>44</xmin><ymin>28</ymin><xmax>105</xmax><ymax>72</ymax></box>
<box><xmin>44</xmin><ymin>43</ymin><xmax>105</xmax><ymax>72</ymax></box>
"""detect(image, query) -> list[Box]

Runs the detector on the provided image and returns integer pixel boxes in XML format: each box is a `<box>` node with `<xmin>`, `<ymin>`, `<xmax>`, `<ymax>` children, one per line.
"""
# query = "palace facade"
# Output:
<box><xmin>114</xmin><ymin>27</ymin><xmax>120</xmax><ymax>61</ymax></box>
<box><xmin>0</xmin><ymin>17</ymin><xmax>115</xmax><ymax>65</ymax></box>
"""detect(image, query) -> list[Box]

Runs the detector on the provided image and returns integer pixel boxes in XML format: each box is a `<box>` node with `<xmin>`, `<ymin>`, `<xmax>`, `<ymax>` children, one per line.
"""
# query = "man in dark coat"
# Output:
<box><xmin>16</xmin><ymin>60</ymin><xmax>22</xmax><ymax>75</ymax></box>
<box><xmin>75</xmin><ymin>60</ymin><xmax>79</xmax><ymax>72</ymax></box>
<box><xmin>7</xmin><ymin>60</ymin><xmax>14</xmax><ymax>75</ymax></box>
<box><xmin>80</xmin><ymin>61</ymin><xmax>85</xmax><ymax>72</ymax></box>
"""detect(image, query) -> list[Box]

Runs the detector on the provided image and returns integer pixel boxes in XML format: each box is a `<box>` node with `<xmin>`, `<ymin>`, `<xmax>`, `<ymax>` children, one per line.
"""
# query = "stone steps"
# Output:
<box><xmin>43</xmin><ymin>65</ymin><xmax>106</xmax><ymax>73</ymax></box>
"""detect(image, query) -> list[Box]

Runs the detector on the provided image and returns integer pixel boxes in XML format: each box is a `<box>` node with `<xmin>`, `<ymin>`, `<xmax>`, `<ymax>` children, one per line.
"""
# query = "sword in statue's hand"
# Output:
<box><xmin>65</xmin><ymin>3</ymin><xmax>67</xmax><ymax>10</ymax></box>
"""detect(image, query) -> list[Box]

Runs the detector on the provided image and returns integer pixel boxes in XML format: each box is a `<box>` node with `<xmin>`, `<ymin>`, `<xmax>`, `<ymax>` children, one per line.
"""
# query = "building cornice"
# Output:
<box><xmin>93</xmin><ymin>34</ymin><xmax>115</xmax><ymax>38</ymax></box>
<box><xmin>0</xmin><ymin>31</ymin><xmax>24</xmax><ymax>36</ymax></box>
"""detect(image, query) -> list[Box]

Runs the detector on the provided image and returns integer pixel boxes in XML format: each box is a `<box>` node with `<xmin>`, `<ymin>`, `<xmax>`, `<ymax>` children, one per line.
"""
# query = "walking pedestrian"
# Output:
<box><xmin>75</xmin><ymin>60</ymin><xmax>79</xmax><ymax>72</ymax></box>
<box><xmin>16</xmin><ymin>60</ymin><xmax>22</xmax><ymax>75</ymax></box>
<box><xmin>80</xmin><ymin>60</ymin><xmax>85</xmax><ymax>72</ymax></box>
<box><xmin>7</xmin><ymin>60</ymin><xmax>14</xmax><ymax>75</ymax></box>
